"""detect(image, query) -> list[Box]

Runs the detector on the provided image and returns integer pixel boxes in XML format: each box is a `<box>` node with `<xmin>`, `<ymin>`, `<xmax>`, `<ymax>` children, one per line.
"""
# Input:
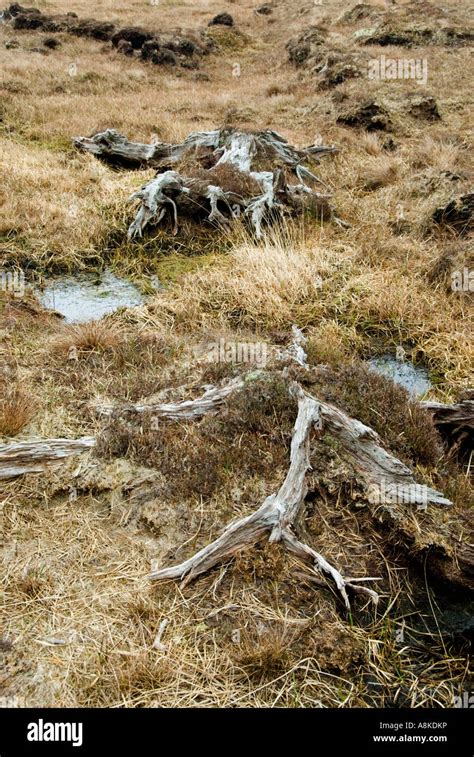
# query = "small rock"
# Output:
<box><xmin>208</xmin><ymin>12</ymin><xmax>234</xmax><ymax>28</ymax></box>
<box><xmin>5</xmin><ymin>38</ymin><xmax>19</xmax><ymax>48</ymax></box>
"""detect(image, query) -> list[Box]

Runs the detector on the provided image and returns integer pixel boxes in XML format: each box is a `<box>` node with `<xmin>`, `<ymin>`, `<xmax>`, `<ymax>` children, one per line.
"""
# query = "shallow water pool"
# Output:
<box><xmin>368</xmin><ymin>356</ymin><xmax>432</xmax><ymax>397</ymax></box>
<box><xmin>37</xmin><ymin>270</ymin><xmax>157</xmax><ymax>323</ymax></box>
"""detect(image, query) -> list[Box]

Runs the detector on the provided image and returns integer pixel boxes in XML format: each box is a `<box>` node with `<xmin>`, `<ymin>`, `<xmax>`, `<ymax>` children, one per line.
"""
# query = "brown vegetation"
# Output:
<box><xmin>0</xmin><ymin>0</ymin><xmax>472</xmax><ymax>710</ymax></box>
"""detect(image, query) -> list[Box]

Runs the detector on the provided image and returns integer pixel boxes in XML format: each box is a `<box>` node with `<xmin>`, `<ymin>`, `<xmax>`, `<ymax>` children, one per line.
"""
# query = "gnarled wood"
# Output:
<box><xmin>0</xmin><ymin>437</ymin><xmax>96</xmax><ymax>480</ymax></box>
<box><xmin>148</xmin><ymin>380</ymin><xmax>451</xmax><ymax>605</ymax></box>
<box><xmin>149</xmin><ymin>385</ymin><xmax>380</xmax><ymax>608</ymax></box>
<box><xmin>421</xmin><ymin>395</ymin><xmax>473</xmax><ymax>458</ymax></box>
<box><xmin>317</xmin><ymin>396</ymin><xmax>452</xmax><ymax>507</ymax></box>
<box><xmin>95</xmin><ymin>376</ymin><xmax>245</xmax><ymax>419</ymax></box>
<box><xmin>74</xmin><ymin>127</ymin><xmax>338</xmax><ymax>238</ymax></box>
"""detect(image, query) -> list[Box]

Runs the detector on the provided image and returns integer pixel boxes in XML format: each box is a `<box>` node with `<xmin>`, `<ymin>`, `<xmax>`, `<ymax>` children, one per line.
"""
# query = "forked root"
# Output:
<box><xmin>149</xmin><ymin>385</ymin><xmax>380</xmax><ymax>609</ymax></box>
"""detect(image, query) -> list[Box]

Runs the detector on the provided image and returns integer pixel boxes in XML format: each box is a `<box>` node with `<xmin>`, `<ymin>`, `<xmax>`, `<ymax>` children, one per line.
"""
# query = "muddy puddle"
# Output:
<box><xmin>368</xmin><ymin>356</ymin><xmax>432</xmax><ymax>397</ymax></box>
<box><xmin>37</xmin><ymin>269</ymin><xmax>160</xmax><ymax>323</ymax></box>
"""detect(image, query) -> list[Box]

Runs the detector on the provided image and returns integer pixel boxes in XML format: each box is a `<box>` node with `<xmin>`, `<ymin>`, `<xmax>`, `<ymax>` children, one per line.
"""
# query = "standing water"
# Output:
<box><xmin>37</xmin><ymin>269</ymin><xmax>155</xmax><ymax>323</ymax></box>
<box><xmin>368</xmin><ymin>356</ymin><xmax>432</xmax><ymax>397</ymax></box>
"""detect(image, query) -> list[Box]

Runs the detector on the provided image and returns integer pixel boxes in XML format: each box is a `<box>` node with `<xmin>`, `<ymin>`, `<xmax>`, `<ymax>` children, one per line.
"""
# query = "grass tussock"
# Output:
<box><xmin>52</xmin><ymin>320</ymin><xmax>124</xmax><ymax>355</ymax></box>
<box><xmin>0</xmin><ymin>384</ymin><xmax>37</xmax><ymax>437</ymax></box>
<box><xmin>143</xmin><ymin>229</ymin><xmax>472</xmax><ymax>389</ymax></box>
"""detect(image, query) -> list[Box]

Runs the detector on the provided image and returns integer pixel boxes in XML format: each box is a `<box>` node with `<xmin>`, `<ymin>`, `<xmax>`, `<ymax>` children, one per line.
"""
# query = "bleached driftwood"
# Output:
<box><xmin>74</xmin><ymin>127</ymin><xmax>337</xmax><ymax>171</ymax></box>
<box><xmin>278</xmin><ymin>324</ymin><xmax>309</xmax><ymax>367</ymax></box>
<box><xmin>74</xmin><ymin>127</ymin><xmax>338</xmax><ymax>239</ymax></box>
<box><xmin>149</xmin><ymin>384</ymin><xmax>380</xmax><ymax>608</ymax></box>
<box><xmin>148</xmin><ymin>380</ymin><xmax>451</xmax><ymax>604</ymax></box>
<box><xmin>0</xmin><ymin>437</ymin><xmax>96</xmax><ymax>480</ymax></box>
<box><xmin>318</xmin><ymin>397</ymin><xmax>452</xmax><ymax>507</ymax></box>
<box><xmin>95</xmin><ymin>377</ymin><xmax>245</xmax><ymax>419</ymax></box>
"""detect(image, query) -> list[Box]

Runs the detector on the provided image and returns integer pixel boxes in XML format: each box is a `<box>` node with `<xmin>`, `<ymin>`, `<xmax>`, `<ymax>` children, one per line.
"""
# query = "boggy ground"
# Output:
<box><xmin>0</xmin><ymin>0</ymin><xmax>473</xmax><ymax>708</ymax></box>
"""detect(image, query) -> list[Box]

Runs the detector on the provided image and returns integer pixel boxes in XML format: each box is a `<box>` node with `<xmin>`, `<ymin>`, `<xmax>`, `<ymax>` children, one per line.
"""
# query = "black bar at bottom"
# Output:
<box><xmin>0</xmin><ymin>707</ymin><xmax>472</xmax><ymax>755</ymax></box>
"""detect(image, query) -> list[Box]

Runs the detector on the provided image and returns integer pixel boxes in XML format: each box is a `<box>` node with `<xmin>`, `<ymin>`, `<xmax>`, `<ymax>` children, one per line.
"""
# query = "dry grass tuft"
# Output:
<box><xmin>51</xmin><ymin>320</ymin><xmax>124</xmax><ymax>355</ymax></box>
<box><xmin>0</xmin><ymin>384</ymin><xmax>37</xmax><ymax>437</ymax></box>
<box><xmin>359</xmin><ymin>156</ymin><xmax>400</xmax><ymax>191</ymax></box>
<box><xmin>360</xmin><ymin>133</ymin><xmax>384</xmax><ymax>156</ymax></box>
<box><xmin>231</xmin><ymin>624</ymin><xmax>299</xmax><ymax>681</ymax></box>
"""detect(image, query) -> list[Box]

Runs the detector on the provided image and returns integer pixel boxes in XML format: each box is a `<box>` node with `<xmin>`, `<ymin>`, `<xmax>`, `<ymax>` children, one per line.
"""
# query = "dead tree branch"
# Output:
<box><xmin>0</xmin><ymin>437</ymin><xmax>96</xmax><ymax>480</ymax></box>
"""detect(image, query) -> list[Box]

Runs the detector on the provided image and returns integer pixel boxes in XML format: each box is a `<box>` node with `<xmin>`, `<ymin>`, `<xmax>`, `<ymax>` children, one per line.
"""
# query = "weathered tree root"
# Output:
<box><xmin>1</xmin><ymin>373</ymin><xmax>454</xmax><ymax>605</ymax></box>
<box><xmin>148</xmin><ymin>384</ymin><xmax>380</xmax><ymax>608</ymax></box>
<box><xmin>95</xmin><ymin>376</ymin><xmax>245</xmax><ymax>419</ymax></box>
<box><xmin>422</xmin><ymin>394</ymin><xmax>474</xmax><ymax>459</ymax></box>
<box><xmin>0</xmin><ymin>437</ymin><xmax>96</xmax><ymax>480</ymax></box>
<box><xmin>147</xmin><ymin>379</ymin><xmax>451</xmax><ymax>605</ymax></box>
<box><xmin>74</xmin><ymin>127</ymin><xmax>340</xmax><ymax>238</ymax></box>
